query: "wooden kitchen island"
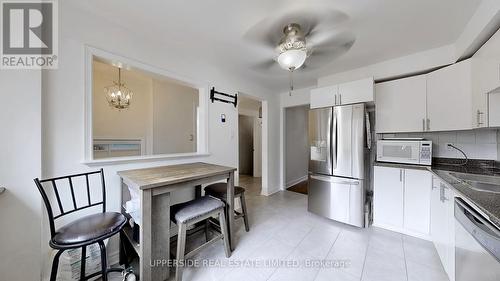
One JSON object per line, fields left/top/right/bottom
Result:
{"left": 117, "top": 162, "right": 237, "bottom": 281}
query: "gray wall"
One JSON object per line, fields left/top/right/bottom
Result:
{"left": 285, "top": 105, "right": 309, "bottom": 187}
{"left": 239, "top": 115, "right": 254, "bottom": 175}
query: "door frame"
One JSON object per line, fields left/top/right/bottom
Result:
{"left": 237, "top": 93, "right": 266, "bottom": 194}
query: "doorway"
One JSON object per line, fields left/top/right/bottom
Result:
{"left": 284, "top": 105, "right": 309, "bottom": 194}
{"left": 238, "top": 95, "right": 262, "bottom": 195}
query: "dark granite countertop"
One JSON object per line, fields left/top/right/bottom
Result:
{"left": 374, "top": 159, "right": 500, "bottom": 230}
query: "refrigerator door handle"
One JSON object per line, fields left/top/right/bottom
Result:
{"left": 332, "top": 109, "right": 338, "bottom": 169}
{"left": 310, "top": 175, "right": 360, "bottom": 185}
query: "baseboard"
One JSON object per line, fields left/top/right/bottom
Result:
{"left": 285, "top": 175, "right": 308, "bottom": 188}
{"left": 372, "top": 222, "right": 432, "bottom": 241}
{"left": 261, "top": 187, "right": 281, "bottom": 196}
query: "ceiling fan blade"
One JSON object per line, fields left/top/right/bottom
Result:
{"left": 304, "top": 44, "right": 354, "bottom": 69}
{"left": 243, "top": 8, "right": 348, "bottom": 48}
{"left": 251, "top": 59, "right": 279, "bottom": 71}
{"left": 308, "top": 30, "right": 356, "bottom": 51}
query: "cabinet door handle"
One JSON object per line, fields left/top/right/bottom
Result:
{"left": 422, "top": 119, "right": 425, "bottom": 131}
{"left": 339, "top": 94, "right": 342, "bottom": 105}
{"left": 477, "top": 110, "right": 484, "bottom": 127}
{"left": 426, "top": 118, "right": 430, "bottom": 131}
{"left": 334, "top": 94, "right": 337, "bottom": 105}
{"left": 399, "top": 169, "right": 403, "bottom": 182}
{"left": 439, "top": 183, "right": 449, "bottom": 202}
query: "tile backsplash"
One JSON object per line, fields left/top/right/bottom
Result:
{"left": 382, "top": 129, "right": 500, "bottom": 160}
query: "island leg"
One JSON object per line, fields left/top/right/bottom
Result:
{"left": 226, "top": 172, "right": 235, "bottom": 250}
{"left": 140, "top": 189, "right": 171, "bottom": 281}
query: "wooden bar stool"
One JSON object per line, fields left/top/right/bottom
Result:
{"left": 204, "top": 183, "right": 250, "bottom": 232}
{"left": 34, "top": 169, "right": 129, "bottom": 281}
{"left": 171, "top": 196, "right": 231, "bottom": 281}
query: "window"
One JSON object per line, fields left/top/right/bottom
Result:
{"left": 85, "top": 48, "right": 208, "bottom": 162}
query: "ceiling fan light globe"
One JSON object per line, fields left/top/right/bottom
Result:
{"left": 277, "top": 49, "right": 307, "bottom": 70}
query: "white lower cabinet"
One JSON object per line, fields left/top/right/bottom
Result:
{"left": 430, "top": 177, "right": 456, "bottom": 281}
{"left": 373, "top": 166, "right": 404, "bottom": 228}
{"left": 373, "top": 166, "right": 431, "bottom": 237}
{"left": 404, "top": 169, "right": 432, "bottom": 234}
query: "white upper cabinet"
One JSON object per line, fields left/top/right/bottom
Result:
{"left": 374, "top": 29, "right": 500, "bottom": 133}
{"left": 489, "top": 92, "right": 500, "bottom": 127}
{"left": 310, "top": 85, "right": 338, "bottom": 109}
{"left": 310, "top": 77, "right": 373, "bottom": 109}
{"left": 471, "top": 58, "right": 491, "bottom": 128}
{"left": 337, "top": 77, "right": 374, "bottom": 105}
{"left": 375, "top": 75, "right": 427, "bottom": 133}
{"left": 426, "top": 59, "right": 474, "bottom": 131}
{"left": 472, "top": 29, "right": 500, "bottom": 128}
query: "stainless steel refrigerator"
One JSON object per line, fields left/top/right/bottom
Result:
{"left": 308, "top": 103, "right": 365, "bottom": 227}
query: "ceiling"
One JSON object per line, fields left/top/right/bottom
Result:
{"left": 67, "top": 0, "right": 482, "bottom": 93}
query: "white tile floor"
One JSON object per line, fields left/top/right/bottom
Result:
{"left": 109, "top": 176, "right": 449, "bottom": 281}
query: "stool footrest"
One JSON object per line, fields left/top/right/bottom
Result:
{"left": 82, "top": 267, "right": 124, "bottom": 280}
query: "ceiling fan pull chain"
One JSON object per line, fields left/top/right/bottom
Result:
{"left": 289, "top": 69, "right": 294, "bottom": 96}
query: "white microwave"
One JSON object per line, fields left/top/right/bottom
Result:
{"left": 377, "top": 139, "right": 432, "bottom": 166}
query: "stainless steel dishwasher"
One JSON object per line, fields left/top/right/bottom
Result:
{"left": 455, "top": 198, "right": 500, "bottom": 281}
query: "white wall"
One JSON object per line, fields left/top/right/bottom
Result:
{"left": 279, "top": 87, "right": 312, "bottom": 190}
{"left": 39, "top": 2, "right": 280, "bottom": 278}
{"left": 263, "top": 96, "right": 281, "bottom": 195}
{"left": 152, "top": 79, "right": 198, "bottom": 154}
{"left": 284, "top": 106, "right": 309, "bottom": 187}
{"left": 0, "top": 70, "right": 42, "bottom": 281}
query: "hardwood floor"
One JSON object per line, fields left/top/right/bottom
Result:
{"left": 287, "top": 180, "right": 308, "bottom": 195}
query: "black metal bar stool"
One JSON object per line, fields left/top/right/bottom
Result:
{"left": 171, "top": 196, "right": 231, "bottom": 281}
{"left": 204, "top": 183, "right": 249, "bottom": 232}
{"left": 34, "top": 169, "right": 128, "bottom": 281}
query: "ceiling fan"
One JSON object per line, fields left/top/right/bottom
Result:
{"left": 245, "top": 9, "right": 355, "bottom": 93}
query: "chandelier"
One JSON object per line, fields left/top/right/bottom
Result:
{"left": 104, "top": 67, "right": 133, "bottom": 110}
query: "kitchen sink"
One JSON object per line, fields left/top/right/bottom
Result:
{"left": 448, "top": 172, "right": 500, "bottom": 193}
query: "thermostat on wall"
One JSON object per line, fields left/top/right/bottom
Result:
{"left": 221, "top": 114, "right": 226, "bottom": 123}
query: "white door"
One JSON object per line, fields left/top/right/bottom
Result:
{"left": 375, "top": 75, "right": 427, "bottom": 133}
{"left": 310, "top": 85, "right": 338, "bottom": 108}
{"left": 338, "top": 77, "right": 374, "bottom": 105}
{"left": 373, "top": 166, "right": 404, "bottom": 228}
{"left": 426, "top": 60, "right": 473, "bottom": 131}
{"left": 403, "top": 169, "right": 432, "bottom": 234}
{"left": 0, "top": 71, "right": 42, "bottom": 280}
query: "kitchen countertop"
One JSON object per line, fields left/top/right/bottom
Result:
{"left": 374, "top": 160, "right": 500, "bottom": 229}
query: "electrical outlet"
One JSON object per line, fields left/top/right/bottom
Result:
{"left": 446, "top": 143, "right": 454, "bottom": 150}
